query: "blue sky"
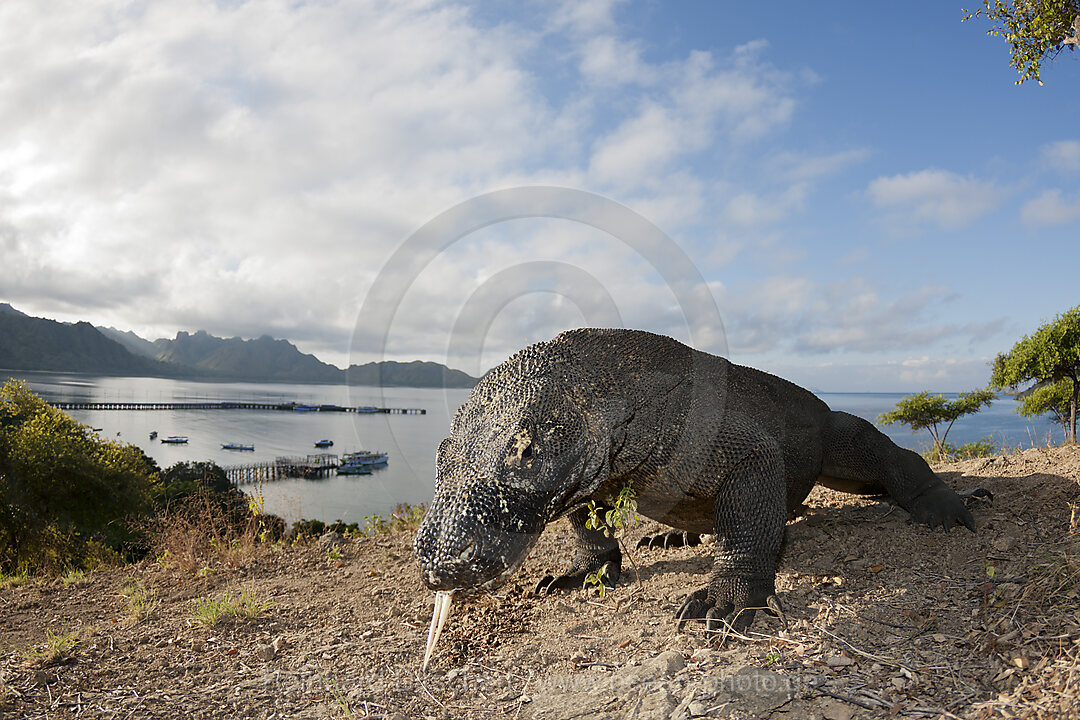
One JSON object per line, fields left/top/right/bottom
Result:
{"left": 1, "top": 0, "right": 1077, "bottom": 391}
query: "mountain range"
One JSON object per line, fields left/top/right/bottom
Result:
{"left": 0, "top": 303, "right": 479, "bottom": 388}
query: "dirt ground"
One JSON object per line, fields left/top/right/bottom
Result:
{"left": 2, "top": 444, "right": 1079, "bottom": 720}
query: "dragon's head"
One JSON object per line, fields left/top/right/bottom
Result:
{"left": 414, "top": 342, "right": 605, "bottom": 593}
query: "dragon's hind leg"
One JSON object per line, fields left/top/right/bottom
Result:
{"left": 818, "top": 411, "right": 980, "bottom": 531}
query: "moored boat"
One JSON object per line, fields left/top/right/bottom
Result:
{"left": 338, "top": 450, "right": 389, "bottom": 473}
{"left": 336, "top": 464, "right": 373, "bottom": 476}
{"left": 161, "top": 436, "right": 189, "bottom": 444}
{"left": 314, "top": 439, "right": 334, "bottom": 448}
{"left": 222, "top": 442, "right": 255, "bottom": 451}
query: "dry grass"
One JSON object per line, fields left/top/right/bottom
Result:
{"left": 152, "top": 490, "right": 276, "bottom": 574}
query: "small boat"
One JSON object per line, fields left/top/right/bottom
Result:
{"left": 91, "top": 427, "right": 103, "bottom": 432}
{"left": 161, "top": 436, "right": 189, "bottom": 444}
{"left": 291, "top": 403, "right": 319, "bottom": 412}
{"left": 314, "top": 439, "right": 334, "bottom": 448}
{"left": 355, "top": 406, "right": 381, "bottom": 414}
{"left": 149, "top": 431, "right": 158, "bottom": 439}
{"left": 221, "top": 442, "right": 255, "bottom": 451}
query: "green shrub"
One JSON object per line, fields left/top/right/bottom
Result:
{"left": 0, "top": 380, "right": 157, "bottom": 574}
{"left": 955, "top": 435, "right": 1000, "bottom": 459}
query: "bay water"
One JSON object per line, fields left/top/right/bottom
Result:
{"left": 6, "top": 371, "right": 1060, "bottom": 526}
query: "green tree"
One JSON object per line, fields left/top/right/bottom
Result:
{"left": 963, "top": 1, "right": 1080, "bottom": 84}
{"left": 0, "top": 380, "right": 158, "bottom": 573}
{"left": 1016, "top": 378, "right": 1075, "bottom": 441}
{"left": 990, "top": 306, "right": 1080, "bottom": 442}
{"left": 877, "top": 389, "right": 995, "bottom": 460}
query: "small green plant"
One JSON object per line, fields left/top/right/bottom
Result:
{"left": 585, "top": 484, "right": 639, "bottom": 539}
{"left": 985, "top": 562, "right": 997, "bottom": 579}
{"left": 326, "top": 676, "right": 357, "bottom": 720}
{"left": 61, "top": 568, "right": 90, "bottom": 587}
{"left": 764, "top": 651, "right": 781, "bottom": 665}
{"left": 119, "top": 577, "right": 158, "bottom": 624}
{"left": 327, "top": 546, "right": 343, "bottom": 560}
{"left": 362, "top": 514, "right": 389, "bottom": 536}
{"left": 0, "top": 570, "right": 35, "bottom": 589}
{"left": 189, "top": 583, "right": 273, "bottom": 628}
{"left": 196, "top": 566, "right": 213, "bottom": 578}
{"left": 583, "top": 483, "right": 640, "bottom": 595}
{"left": 23, "top": 628, "right": 82, "bottom": 667}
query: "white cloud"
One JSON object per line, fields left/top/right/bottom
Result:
{"left": 578, "top": 35, "right": 656, "bottom": 86}
{"left": 866, "top": 169, "right": 1003, "bottom": 228}
{"left": 724, "top": 184, "right": 807, "bottom": 227}
{"left": 549, "top": 0, "right": 625, "bottom": 35}
{"left": 768, "top": 149, "right": 871, "bottom": 183}
{"left": 0, "top": 0, "right": 884, "bottom": 382}
{"left": 1040, "top": 139, "right": 1080, "bottom": 173}
{"left": 1021, "top": 189, "right": 1080, "bottom": 226}
{"left": 716, "top": 277, "right": 1002, "bottom": 360}
{"left": 587, "top": 42, "right": 797, "bottom": 187}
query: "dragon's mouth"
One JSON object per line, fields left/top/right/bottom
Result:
{"left": 419, "top": 535, "right": 539, "bottom": 670}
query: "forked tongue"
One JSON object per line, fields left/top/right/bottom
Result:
{"left": 422, "top": 590, "right": 454, "bottom": 671}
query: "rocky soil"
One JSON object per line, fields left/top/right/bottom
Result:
{"left": 3, "top": 445, "right": 1080, "bottom": 720}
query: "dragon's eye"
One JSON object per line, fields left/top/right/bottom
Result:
{"left": 507, "top": 428, "right": 538, "bottom": 469}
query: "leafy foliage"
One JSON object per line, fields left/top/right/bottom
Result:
{"left": 877, "top": 389, "right": 995, "bottom": 459}
{"left": 990, "top": 306, "right": 1080, "bottom": 442}
{"left": 0, "top": 380, "right": 158, "bottom": 574}
{"left": 1017, "top": 378, "right": 1076, "bottom": 441}
{"left": 963, "top": 1, "right": 1080, "bottom": 84}
{"left": 583, "top": 484, "right": 639, "bottom": 597}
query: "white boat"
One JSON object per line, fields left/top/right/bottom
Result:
{"left": 339, "top": 450, "right": 389, "bottom": 472}
{"left": 161, "top": 436, "right": 189, "bottom": 444}
{"left": 314, "top": 439, "right": 334, "bottom": 448}
{"left": 222, "top": 442, "right": 255, "bottom": 451}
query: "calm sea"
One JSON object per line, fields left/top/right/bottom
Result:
{"left": 5, "top": 371, "right": 1059, "bottom": 525}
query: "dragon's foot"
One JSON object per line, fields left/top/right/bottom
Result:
{"left": 960, "top": 487, "right": 994, "bottom": 507}
{"left": 636, "top": 530, "right": 702, "bottom": 550}
{"left": 675, "top": 578, "right": 783, "bottom": 636}
{"left": 534, "top": 557, "right": 620, "bottom": 594}
{"left": 909, "top": 485, "right": 977, "bottom": 532}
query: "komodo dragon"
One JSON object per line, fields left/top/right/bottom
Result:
{"left": 415, "top": 328, "right": 983, "bottom": 644}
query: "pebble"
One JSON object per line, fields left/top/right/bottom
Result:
{"left": 993, "top": 537, "right": 1018, "bottom": 552}
{"left": 687, "top": 700, "right": 707, "bottom": 716}
{"left": 690, "top": 647, "right": 716, "bottom": 663}
{"left": 256, "top": 644, "right": 276, "bottom": 661}
{"left": 826, "top": 655, "right": 854, "bottom": 667}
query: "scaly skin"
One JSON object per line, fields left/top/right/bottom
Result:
{"left": 414, "top": 328, "right": 979, "bottom": 634}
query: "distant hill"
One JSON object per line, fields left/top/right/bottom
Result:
{"left": 0, "top": 303, "right": 480, "bottom": 387}
{"left": 0, "top": 303, "right": 27, "bottom": 317}
{"left": 0, "top": 312, "right": 175, "bottom": 376}
{"left": 153, "top": 331, "right": 343, "bottom": 383}
{"left": 345, "top": 360, "right": 478, "bottom": 388}
{"left": 98, "top": 326, "right": 160, "bottom": 358}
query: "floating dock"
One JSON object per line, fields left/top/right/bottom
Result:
{"left": 52, "top": 400, "right": 425, "bottom": 414}
{"left": 224, "top": 454, "right": 340, "bottom": 485}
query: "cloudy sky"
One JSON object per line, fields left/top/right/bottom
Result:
{"left": 2, "top": 0, "right": 1078, "bottom": 391}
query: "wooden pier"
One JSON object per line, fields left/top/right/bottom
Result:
{"left": 52, "top": 400, "right": 425, "bottom": 414}
{"left": 224, "top": 454, "right": 340, "bottom": 485}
